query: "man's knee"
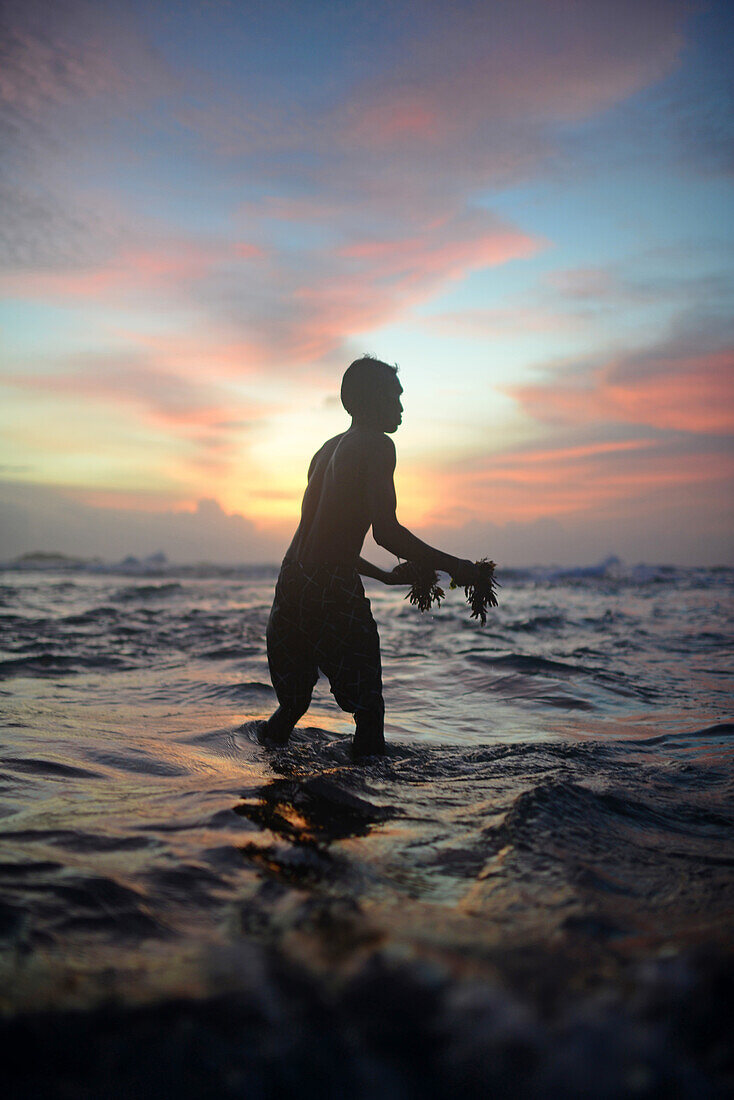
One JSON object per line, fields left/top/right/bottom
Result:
{"left": 271, "top": 666, "right": 317, "bottom": 717}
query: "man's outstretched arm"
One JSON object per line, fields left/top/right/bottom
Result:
{"left": 357, "top": 558, "right": 391, "bottom": 583}
{"left": 358, "top": 558, "right": 418, "bottom": 585}
{"left": 368, "top": 436, "right": 478, "bottom": 585}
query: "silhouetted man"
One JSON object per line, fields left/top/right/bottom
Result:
{"left": 260, "top": 356, "right": 480, "bottom": 758}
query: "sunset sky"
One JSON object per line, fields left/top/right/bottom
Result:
{"left": 1, "top": 0, "right": 733, "bottom": 565}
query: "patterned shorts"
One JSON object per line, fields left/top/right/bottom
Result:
{"left": 266, "top": 560, "right": 383, "bottom": 716}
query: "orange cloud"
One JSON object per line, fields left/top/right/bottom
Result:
{"left": 339, "top": 223, "right": 538, "bottom": 279}
{"left": 511, "top": 348, "right": 734, "bottom": 435}
{"left": 606, "top": 351, "right": 734, "bottom": 433}
{"left": 417, "top": 438, "right": 734, "bottom": 527}
{"left": 113, "top": 330, "right": 265, "bottom": 380}
{"left": 4, "top": 360, "right": 270, "bottom": 482}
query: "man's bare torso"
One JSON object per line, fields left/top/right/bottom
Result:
{"left": 285, "top": 426, "right": 387, "bottom": 568}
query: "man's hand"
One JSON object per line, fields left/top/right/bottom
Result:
{"left": 385, "top": 559, "right": 481, "bottom": 586}
{"left": 384, "top": 561, "right": 423, "bottom": 585}
{"left": 358, "top": 558, "right": 392, "bottom": 584}
{"left": 449, "top": 558, "right": 481, "bottom": 587}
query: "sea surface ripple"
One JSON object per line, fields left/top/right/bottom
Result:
{"left": 0, "top": 562, "right": 732, "bottom": 1096}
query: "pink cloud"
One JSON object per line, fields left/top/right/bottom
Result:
{"left": 187, "top": 1, "right": 686, "bottom": 172}
{"left": 339, "top": 219, "right": 539, "bottom": 278}
{"left": 1, "top": 22, "right": 127, "bottom": 118}
{"left": 0, "top": 0, "right": 175, "bottom": 196}
{"left": 0, "top": 240, "right": 264, "bottom": 302}
{"left": 116, "top": 330, "right": 265, "bottom": 379}
{"left": 334, "top": 1, "right": 685, "bottom": 160}
{"left": 0, "top": 0, "right": 701, "bottom": 390}
{"left": 281, "top": 214, "right": 542, "bottom": 361}
{"left": 343, "top": 93, "right": 447, "bottom": 148}
{"left": 1, "top": 0, "right": 696, "bottom": 385}
{"left": 234, "top": 242, "right": 266, "bottom": 260}
{"left": 172, "top": 1, "right": 690, "bottom": 244}
{"left": 2, "top": 208, "right": 540, "bottom": 371}
{"left": 422, "top": 438, "right": 734, "bottom": 526}
{"left": 511, "top": 349, "right": 734, "bottom": 434}
{"left": 18, "top": 364, "right": 258, "bottom": 426}
{"left": 10, "top": 210, "right": 540, "bottom": 369}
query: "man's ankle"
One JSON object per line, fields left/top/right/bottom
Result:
{"left": 352, "top": 717, "right": 385, "bottom": 758}
{"left": 258, "top": 706, "right": 298, "bottom": 744}
{"left": 351, "top": 735, "right": 385, "bottom": 760}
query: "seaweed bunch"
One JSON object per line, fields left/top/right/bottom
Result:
{"left": 404, "top": 564, "right": 445, "bottom": 612}
{"left": 457, "top": 558, "right": 499, "bottom": 625}
{"left": 398, "top": 557, "right": 498, "bottom": 621}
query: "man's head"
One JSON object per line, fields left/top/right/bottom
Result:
{"left": 341, "top": 355, "right": 403, "bottom": 433}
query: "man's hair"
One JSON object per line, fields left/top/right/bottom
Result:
{"left": 340, "top": 355, "right": 399, "bottom": 417}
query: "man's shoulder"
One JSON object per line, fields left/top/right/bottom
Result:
{"left": 352, "top": 428, "right": 395, "bottom": 460}
{"left": 310, "top": 431, "right": 345, "bottom": 462}
{"left": 344, "top": 431, "right": 395, "bottom": 475}
{"left": 316, "top": 428, "right": 395, "bottom": 474}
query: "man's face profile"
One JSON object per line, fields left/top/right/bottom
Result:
{"left": 376, "top": 379, "right": 403, "bottom": 434}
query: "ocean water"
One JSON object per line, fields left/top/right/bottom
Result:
{"left": 1, "top": 561, "right": 732, "bottom": 1096}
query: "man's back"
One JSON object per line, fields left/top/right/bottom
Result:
{"left": 285, "top": 426, "right": 392, "bottom": 568}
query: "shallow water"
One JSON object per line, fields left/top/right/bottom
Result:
{"left": 1, "top": 563, "right": 732, "bottom": 1095}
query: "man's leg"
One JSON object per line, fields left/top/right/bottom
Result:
{"left": 257, "top": 701, "right": 309, "bottom": 744}
{"left": 318, "top": 572, "right": 385, "bottom": 760}
{"left": 352, "top": 697, "right": 385, "bottom": 759}
{"left": 263, "top": 578, "right": 317, "bottom": 745}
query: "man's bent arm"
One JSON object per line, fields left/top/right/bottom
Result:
{"left": 373, "top": 521, "right": 471, "bottom": 580}
{"left": 357, "top": 557, "right": 390, "bottom": 583}
{"left": 368, "top": 435, "right": 476, "bottom": 583}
